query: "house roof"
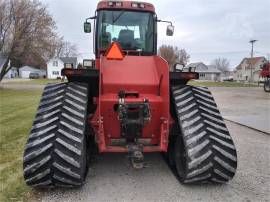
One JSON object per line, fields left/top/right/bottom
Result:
{"left": 187, "top": 62, "right": 206, "bottom": 68}
{"left": 186, "top": 62, "right": 208, "bottom": 71}
{"left": 207, "top": 65, "right": 222, "bottom": 73}
{"left": 236, "top": 57, "right": 266, "bottom": 70}
{"left": 186, "top": 62, "right": 221, "bottom": 74}
{"left": 19, "top": 66, "right": 44, "bottom": 72}
{"left": 60, "top": 57, "right": 77, "bottom": 68}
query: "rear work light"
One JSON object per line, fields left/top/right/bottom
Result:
{"left": 108, "top": 1, "right": 123, "bottom": 7}
{"left": 131, "top": 2, "right": 145, "bottom": 8}
{"left": 64, "top": 63, "right": 73, "bottom": 69}
{"left": 115, "top": 2, "right": 123, "bottom": 7}
{"left": 131, "top": 3, "right": 138, "bottom": 8}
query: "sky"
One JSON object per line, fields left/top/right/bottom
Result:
{"left": 42, "top": 0, "right": 270, "bottom": 69}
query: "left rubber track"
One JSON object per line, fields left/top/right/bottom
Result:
{"left": 23, "top": 82, "right": 89, "bottom": 188}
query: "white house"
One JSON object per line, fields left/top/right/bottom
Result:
{"left": 47, "top": 57, "right": 77, "bottom": 79}
{"left": 5, "top": 67, "right": 18, "bottom": 78}
{"left": 185, "top": 62, "right": 222, "bottom": 81}
{"left": 234, "top": 57, "right": 267, "bottom": 82}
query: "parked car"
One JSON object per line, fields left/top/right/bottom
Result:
{"left": 29, "top": 72, "right": 40, "bottom": 79}
{"left": 222, "top": 76, "right": 234, "bottom": 82}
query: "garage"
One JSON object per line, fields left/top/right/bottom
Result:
{"left": 19, "top": 66, "right": 46, "bottom": 78}
{"left": 21, "top": 70, "right": 31, "bottom": 78}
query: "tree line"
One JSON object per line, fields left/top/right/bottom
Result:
{"left": 0, "top": 0, "right": 78, "bottom": 81}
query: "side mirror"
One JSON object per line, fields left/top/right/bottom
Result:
{"left": 166, "top": 25, "right": 174, "bottom": 36}
{"left": 84, "top": 22, "right": 91, "bottom": 33}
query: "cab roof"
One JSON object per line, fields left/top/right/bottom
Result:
{"left": 97, "top": 1, "right": 155, "bottom": 13}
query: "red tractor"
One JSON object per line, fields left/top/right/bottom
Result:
{"left": 23, "top": 1, "right": 237, "bottom": 188}
{"left": 260, "top": 62, "right": 270, "bottom": 92}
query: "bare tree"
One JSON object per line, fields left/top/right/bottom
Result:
{"left": 0, "top": 0, "right": 57, "bottom": 81}
{"left": 54, "top": 37, "right": 78, "bottom": 58}
{"left": 211, "top": 58, "right": 230, "bottom": 73}
{"left": 158, "top": 45, "right": 190, "bottom": 71}
{"left": 178, "top": 49, "right": 190, "bottom": 67}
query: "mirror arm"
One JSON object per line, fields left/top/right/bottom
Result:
{"left": 86, "top": 16, "right": 97, "bottom": 23}
{"left": 157, "top": 19, "right": 173, "bottom": 26}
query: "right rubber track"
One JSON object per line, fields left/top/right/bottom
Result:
{"left": 23, "top": 82, "right": 89, "bottom": 188}
{"left": 171, "top": 85, "right": 237, "bottom": 183}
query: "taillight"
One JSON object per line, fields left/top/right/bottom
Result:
{"left": 62, "top": 69, "right": 83, "bottom": 76}
{"left": 183, "top": 73, "right": 199, "bottom": 79}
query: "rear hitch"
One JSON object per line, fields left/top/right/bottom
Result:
{"left": 127, "top": 144, "right": 144, "bottom": 169}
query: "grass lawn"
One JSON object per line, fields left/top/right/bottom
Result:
{"left": 0, "top": 89, "right": 42, "bottom": 201}
{"left": 5, "top": 78, "right": 62, "bottom": 85}
{"left": 188, "top": 80, "right": 258, "bottom": 87}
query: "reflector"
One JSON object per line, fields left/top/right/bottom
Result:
{"left": 105, "top": 42, "right": 124, "bottom": 60}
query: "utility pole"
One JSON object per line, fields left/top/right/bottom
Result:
{"left": 249, "top": 39, "right": 257, "bottom": 58}
{"left": 249, "top": 39, "right": 257, "bottom": 83}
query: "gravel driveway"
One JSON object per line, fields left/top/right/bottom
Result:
{"left": 4, "top": 85, "right": 268, "bottom": 201}
{"left": 210, "top": 87, "right": 270, "bottom": 134}
{"left": 40, "top": 121, "right": 270, "bottom": 202}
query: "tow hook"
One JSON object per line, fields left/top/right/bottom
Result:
{"left": 127, "top": 144, "right": 144, "bottom": 169}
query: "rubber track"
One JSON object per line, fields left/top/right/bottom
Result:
{"left": 23, "top": 82, "right": 89, "bottom": 188}
{"left": 172, "top": 85, "right": 237, "bottom": 183}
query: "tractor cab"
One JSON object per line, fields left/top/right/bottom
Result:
{"left": 97, "top": 10, "right": 155, "bottom": 55}
{"left": 84, "top": 1, "right": 174, "bottom": 57}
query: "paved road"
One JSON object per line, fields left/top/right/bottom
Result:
{"left": 210, "top": 87, "right": 270, "bottom": 134}
{"left": 40, "top": 121, "right": 270, "bottom": 202}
